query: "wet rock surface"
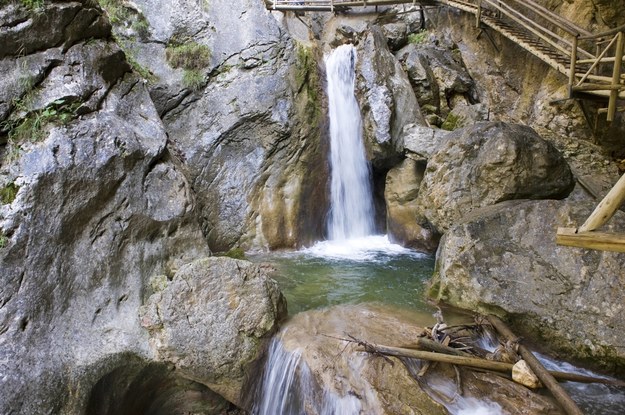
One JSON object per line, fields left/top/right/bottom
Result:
{"left": 271, "top": 304, "right": 561, "bottom": 414}
{"left": 430, "top": 199, "right": 625, "bottom": 369}
{"left": 114, "top": 0, "right": 328, "bottom": 251}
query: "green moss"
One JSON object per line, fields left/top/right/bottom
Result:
{"left": 222, "top": 248, "right": 245, "bottom": 260}
{"left": 294, "top": 43, "right": 321, "bottom": 124}
{"left": 20, "top": 0, "right": 44, "bottom": 10}
{"left": 0, "top": 232, "right": 7, "bottom": 249}
{"left": 0, "top": 183, "right": 19, "bottom": 204}
{"left": 124, "top": 50, "right": 156, "bottom": 81}
{"left": 182, "top": 69, "right": 206, "bottom": 90}
{"left": 98, "top": 0, "right": 150, "bottom": 39}
{"left": 408, "top": 31, "right": 428, "bottom": 45}
{"left": 441, "top": 113, "right": 461, "bottom": 131}
{"left": 165, "top": 42, "right": 211, "bottom": 70}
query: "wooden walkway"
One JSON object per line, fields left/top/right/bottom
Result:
{"left": 266, "top": 0, "right": 625, "bottom": 121}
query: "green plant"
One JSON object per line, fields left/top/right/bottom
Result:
{"left": 165, "top": 42, "right": 211, "bottom": 70}
{"left": 1, "top": 98, "right": 80, "bottom": 146}
{"left": 0, "top": 183, "right": 19, "bottom": 204}
{"left": 19, "top": 0, "right": 44, "bottom": 10}
{"left": 0, "top": 232, "right": 7, "bottom": 249}
{"left": 408, "top": 31, "right": 428, "bottom": 45}
{"left": 182, "top": 69, "right": 205, "bottom": 90}
{"left": 98, "top": 0, "right": 150, "bottom": 39}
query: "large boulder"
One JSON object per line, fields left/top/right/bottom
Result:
{"left": 395, "top": 42, "right": 478, "bottom": 118}
{"left": 107, "top": 0, "right": 328, "bottom": 252}
{"left": 140, "top": 257, "right": 287, "bottom": 407}
{"left": 429, "top": 199, "right": 625, "bottom": 369}
{"left": 416, "top": 122, "right": 575, "bottom": 233}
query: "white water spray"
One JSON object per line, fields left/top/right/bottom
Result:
{"left": 325, "top": 44, "right": 375, "bottom": 240}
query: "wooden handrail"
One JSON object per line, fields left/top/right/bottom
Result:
{"left": 506, "top": 0, "right": 591, "bottom": 37}
{"left": 580, "top": 23, "right": 625, "bottom": 41}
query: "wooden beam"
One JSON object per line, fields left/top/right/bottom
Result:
{"left": 556, "top": 228, "right": 625, "bottom": 253}
{"left": 487, "top": 316, "right": 584, "bottom": 415}
{"left": 579, "top": 173, "right": 625, "bottom": 232}
{"left": 608, "top": 32, "right": 625, "bottom": 121}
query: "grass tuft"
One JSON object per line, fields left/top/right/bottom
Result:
{"left": 408, "top": 31, "right": 429, "bottom": 45}
{"left": 166, "top": 42, "right": 211, "bottom": 70}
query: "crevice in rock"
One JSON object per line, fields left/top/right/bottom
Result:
{"left": 85, "top": 359, "right": 233, "bottom": 415}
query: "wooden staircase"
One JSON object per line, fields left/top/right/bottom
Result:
{"left": 266, "top": 0, "right": 625, "bottom": 121}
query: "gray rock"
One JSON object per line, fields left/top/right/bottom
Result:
{"left": 416, "top": 122, "right": 575, "bottom": 233}
{"left": 381, "top": 22, "right": 408, "bottom": 51}
{"left": 0, "top": 2, "right": 281, "bottom": 413}
{"left": 396, "top": 43, "right": 478, "bottom": 116}
{"left": 356, "top": 26, "right": 424, "bottom": 168}
{"left": 385, "top": 158, "right": 439, "bottom": 251}
{"left": 140, "top": 257, "right": 287, "bottom": 407}
{"left": 441, "top": 102, "right": 490, "bottom": 131}
{"left": 116, "top": 0, "right": 327, "bottom": 251}
{"left": 430, "top": 199, "right": 625, "bottom": 368}
{"left": 400, "top": 123, "right": 450, "bottom": 160}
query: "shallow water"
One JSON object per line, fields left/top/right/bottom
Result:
{"left": 250, "top": 236, "right": 625, "bottom": 415}
{"left": 251, "top": 235, "right": 435, "bottom": 315}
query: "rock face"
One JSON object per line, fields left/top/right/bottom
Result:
{"left": 396, "top": 41, "right": 478, "bottom": 121}
{"left": 384, "top": 158, "right": 439, "bottom": 252}
{"left": 254, "top": 304, "right": 561, "bottom": 414}
{"left": 430, "top": 199, "right": 625, "bottom": 369}
{"left": 140, "top": 257, "right": 287, "bottom": 407}
{"left": 355, "top": 25, "right": 423, "bottom": 168}
{"left": 0, "top": 2, "right": 284, "bottom": 413}
{"left": 110, "top": 0, "right": 328, "bottom": 251}
{"left": 416, "top": 122, "right": 575, "bottom": 233}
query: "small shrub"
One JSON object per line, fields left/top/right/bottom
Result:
{"left": 0, "top": 183, "right": 19, "bottom": 204}
{"left": 166, "top": 42, "right": 211, "bottom": 70}
{"left": 182, "top": 69, "right": 205, "bottom": 90}
{"left": 408, "top": 31, "right": 428, "bottom": 45}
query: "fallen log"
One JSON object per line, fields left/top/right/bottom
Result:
{"left": 487, "top": 315, "right": 584, "bottom": 415}
{"left": 357, "top": 343, "right": 625, "bottom": 387}
{"left": 399, "top": 337, "right": 472, "bottom": 357}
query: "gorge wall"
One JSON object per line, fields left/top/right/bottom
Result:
{"left": 1, "top": 0, "right": 625, "bottom": 413}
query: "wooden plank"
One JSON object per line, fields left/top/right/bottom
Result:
{"left": 487, "top": 315, "right": 584, "bottom": 415}
{"left": 579, "top": 172, "right": 625, "bottom": 232}
{"left": 608, "top": 32, "right": 625, "bottom": 121}
{"left": 572, "top": 83, "right": 624, "bottom": 92}
{"left": 556, "top": 227, "right": 625, "bottom": 253}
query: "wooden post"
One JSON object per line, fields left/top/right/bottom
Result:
{"left": 476, "top": 0, "right": 482, "bottom": 29}
{"left": 569, "top": 35, "right": 578, "bottom": 98}
{"left": 578, "top": 172, "right": 625, "bottom": 232}
{"left": 486, "top": 316, "right": 584, "bottom": 415}
{"left": 608, "top": 31, "right": 624, "bottom": 121}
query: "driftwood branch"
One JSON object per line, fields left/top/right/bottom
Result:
{"left": 486, "top": 315, "right": 584, "bottom": 415}
{"left": 353, "top": 340, "right": 625, "bottom": 387}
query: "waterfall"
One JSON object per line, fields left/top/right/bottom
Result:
{"left": 253, "top": 338, "right": 362, "bottom": 415}
{"left": 325, "top": 44, "right": 375, "bottom": 240}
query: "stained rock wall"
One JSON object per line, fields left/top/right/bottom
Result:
{"left": 0, "top": 2, "right": 285, "bottom": 413}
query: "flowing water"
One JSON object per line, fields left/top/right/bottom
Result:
{"left": 251, "top": 44, "right": 625, "bottom": 415}
{"left": 325, "top": 43, "right": 375, "bottom": 240}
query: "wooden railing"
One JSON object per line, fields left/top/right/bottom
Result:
{"left": 267, "top": 0, "right": 625, "bottom": 121}
{"left": 445, "top": 0, "right": 625, "bottom": 121}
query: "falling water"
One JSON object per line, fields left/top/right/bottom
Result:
{"left": 325, "top": 44, "right": 375, "bottom": 240}
{"left": 253, "top": 338, "right": 362, "bottom": 415}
